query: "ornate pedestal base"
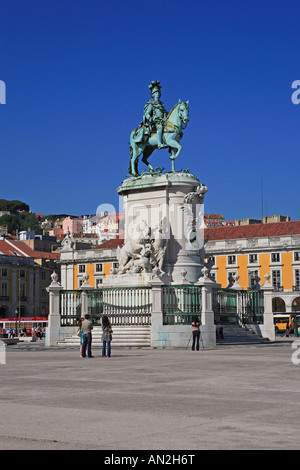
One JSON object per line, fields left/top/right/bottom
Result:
{"left": 117, "top": 171, "right": 207, "bottom": 284}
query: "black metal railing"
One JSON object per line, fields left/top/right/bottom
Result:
{"left": 213, "top": 288, "right": 238, "bottom": 325}
{"left": 241, "top": 290, "right": 264, "bottom": 325}
{"left": 60, "top": 287, "right": 152, "bottom": 326}
{"left": 162, "top": 285, "right": 202, "bottom": 324}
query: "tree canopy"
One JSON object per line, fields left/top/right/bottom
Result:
{"left": 0, "top": 199, "right": 30, "bottom": 213}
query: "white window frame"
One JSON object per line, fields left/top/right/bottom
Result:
{"left": 249, "top": 254, "right": 258, "bottom": 264}
{"left": 78, "top": 264, "right": 86, "bottom": 273}
{"left": 271, "top": 269, "right": 282, "bottom": 289}
{"left": 227, "top": 255, "right": 236, "bottom": 265}
{"left": 248, "top": 269, "right": 259, "bottom": 289}
{"left": 271, "top": 252, "right": 281, "bottom": 263}
{"left": 294, "top": 251, "right": 300, "bottom": 262}
{"left": 294, "top": 268, "right": 300, "bottom": 289}
{"left": 95, "top": 263, "right": 103, "bottom": 273}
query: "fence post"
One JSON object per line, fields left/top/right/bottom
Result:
{"left": 79, "top": 273, "right": 94, "bottom": 318}
{"left": 45, "top": 272, "right": 62, "bottom": 346}
{"left": 149, "top": 269, "right": 164, "bottom": 347}
{"left": 231, "top": 274, "right": 243, "bottom": 327}
{"left": 260, "top": 274, "right": 275, "bottom": 342}
{"left": 196, "top": 267, "right": 217, "bottom": 348}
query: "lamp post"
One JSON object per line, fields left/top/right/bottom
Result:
{"left": 15, "top": 308, "right": 18, "bottom": 337}
{"left": 18, "top": 277, "right": 21, "bottom": 332}
{"left": 15, "top": 270, "right": 21, "bottom": 336}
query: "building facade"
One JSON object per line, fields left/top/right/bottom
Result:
{"left": 0, "top": 239, "right": 60, "bottom": 318}
{"left": 60, "top": 237, "right": 122, "bottom": 290}
{"left": 58, "top": 219, "right": 300, "bottom": 315}
{"left": 204, "top": 220, "right": 300, "bottom": 314}
{"left": 82, "top": 213, "right": 124, "bottom": 242}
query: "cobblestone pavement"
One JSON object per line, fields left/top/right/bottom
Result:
{"left": 0, "top": 339, "right": 299, "bottom": 450}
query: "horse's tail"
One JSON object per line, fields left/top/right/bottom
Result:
{"left": 128, "top": 130, "right": 135, "bottom": 173}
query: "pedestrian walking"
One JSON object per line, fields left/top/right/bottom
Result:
{"left": 101, "top": 315, "right": 113, "bottom": 357}
{"left": 81, "top": 314, "right": 93, "bottom": 358}
{"left": 191, "top": 317, "right": 201, "bottom": 351}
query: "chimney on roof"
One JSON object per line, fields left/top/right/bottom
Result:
{"left": 262, "top": 215, "right": 291, "bottom": 224}
{"left": 235, "top": 218, "right": 261, "bottom": 226}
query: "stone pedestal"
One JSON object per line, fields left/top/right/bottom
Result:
{"left": 117, "top": 171, "right": 207, "bottom": 284}
{"left": 260, "top": 274, "right": 275, "bottom": 342}
{"left": 195, "top": 268, "right": 218, "bottom": 348}
{"left": 104, "top": 272, "right": 154, "bottom": 287}
{"left": 45, "top": 273, "right": 62, "bottom": 347}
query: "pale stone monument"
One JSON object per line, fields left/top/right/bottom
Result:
{"left": 105, "top": 81, "right": 208, "bottom": 287}
{"left": 115, "top": 171, "right": 207, "bottom": 285}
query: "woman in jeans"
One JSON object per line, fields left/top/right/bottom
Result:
{"left": 101, "top": 315, "right": 112, "bottom": 357}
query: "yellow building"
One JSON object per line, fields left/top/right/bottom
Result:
{"left": 0, "top": 239, "right": 59, "bottom": 318}
{"left": 60, "top": 237, "right": 122, "bottom": 290}
{"left": 205, "top": 220, "right": 300, "bottom": 313}
{"left": 59, "top": 220, "right": 300, "bottom": 315}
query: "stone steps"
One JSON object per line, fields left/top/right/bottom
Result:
{"left": 57, "top": 326, "right": 151, "bottom": 348}
{"left": 216, "top": 325, "right": 269, "bottom": 344}
{"left": 57, "top": 324, "right": 269, "bottom": 348}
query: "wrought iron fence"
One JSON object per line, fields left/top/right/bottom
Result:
{"left": 240, "top": 290, "right": 264, "bottom": 325}
{"left": 212, "top": 288, "right": 238, "bottom": 325}
{"left": 162, "top": 285, "right": 202, "bottom": 324}
{"left": 60, "top": 287, "right": 152, "bottom": 326}
{"left": 59, "top": 285, "right": 264, "bottom": 329}
{"left": 213, "top": 288, "right": 264, "bottom": 325}
{"left": 87, "top": 287, "right": 152, "bottom": 325}
{"left": 60, "top": 290, "right": 81, "bottom": 326}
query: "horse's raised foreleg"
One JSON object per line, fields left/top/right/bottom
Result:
{"left": 166, "top": 137, "right": 182, "bottom": 172}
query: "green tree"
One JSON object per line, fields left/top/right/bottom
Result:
{"left": 0, "top": 213, "right": 19, "bottom": 233}
{"left": 0, "top": 199, "right": 29, "bottom": 213}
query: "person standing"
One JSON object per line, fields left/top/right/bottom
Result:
{"left": 101, "top": 315, "right": 113, "bottom": 358}
{"left": 81, "top": 314, "right": 93, "bottom": 358}
{"left": 77, "top": 317, "right": 84, "bottom": 357}
{"left": 191, "top": 317, "right": 201, "bottom": 351}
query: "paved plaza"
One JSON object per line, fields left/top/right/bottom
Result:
{"left": 0, "top": 339, "right": 299, "bottom": 450}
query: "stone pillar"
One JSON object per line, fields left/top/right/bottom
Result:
{"left": 260, "top": 274, "right": 275, "bottom": 342}
{"left": 149, "top": 269, "right": 164, "bottom": 347}
{"left": 45, "top": 272, "right": 62, "bottom": 347}
{"left": 231, "top": 274, "right": 244, "bottom": 327}
{"left": 79, "top": 273, "right": 94, "bottom": 318}
{"left": 0, "top": 339, "right": 6, "bottom": 365}
{"left": 196, "top": 267, "right": 218, "bottom": 348}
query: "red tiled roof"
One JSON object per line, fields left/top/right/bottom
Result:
{"left": 0, "top": 240, "right": 60, "bottom": 259}
{"left": 204, "top": 220, "right": 300, "bottom": 241}
{"left": 95, "top": 238, "right": 124, "bottom": 249}
{"left": 72, "top": 233, "right": 98, "bottom": 238}
{"left": 204, "top": 214, "right": 225, "bottom": 220}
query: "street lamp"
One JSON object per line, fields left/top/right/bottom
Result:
{"left": 15, "top": 272, "right": 21, "bottom": 336}
{"left": 15, "top": 308, "right": 18, "bottom": 337}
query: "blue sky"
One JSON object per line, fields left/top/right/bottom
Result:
{"left": 0, "top": 0, "right": 299, "bottom": 221}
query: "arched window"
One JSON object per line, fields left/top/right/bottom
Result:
{"left": 292, "top": 297, "right": 300, "bottom": 312}
{"left": 272, "top": 297, "right": 286, "bottom": 313}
